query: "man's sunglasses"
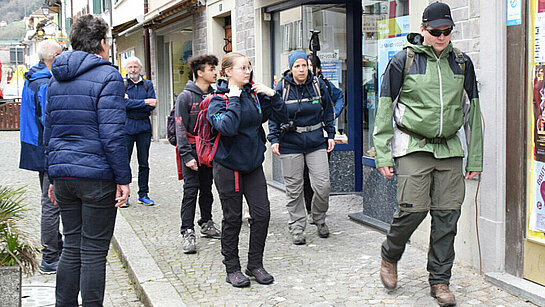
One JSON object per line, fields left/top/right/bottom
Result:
{"left": 425, "top": 27, "right": 453, "bottom": 37}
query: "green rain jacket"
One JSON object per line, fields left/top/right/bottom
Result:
{"left": 373, "top": 34, "right": 483, "bottom": 172}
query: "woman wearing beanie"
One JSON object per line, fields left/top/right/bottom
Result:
{"left": 207, "top": 52, "right": 288, "bottom": 287}
{"left": 268, "top": 50, "right": 336, "bottom": 245}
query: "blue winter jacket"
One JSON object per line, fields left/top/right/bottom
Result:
{"left": 19, "top": 62, "right": 51, "bottom": 172}
{"left": 207, "top": 79, "right": 288, "bottom": 173}
{"left": 44, "top": 50, "right": 131, "bottom": 184}
{"left": 267, "top": 70, "right": 335, "bottom": 154}
{"left": 124, "top": 76, "right": 155, "bottom": 135}
{"left": 323, "top": 76, "right": 345, "bottom": 118}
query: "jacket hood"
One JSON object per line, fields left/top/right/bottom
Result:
{"left": 215, "top": 78, "right": 254, "bottom": 94}
{"left": 405, "top": 32, "right": 453, "bottom": 58}
{"left": 184, "top": 80, "right": 212, "bottom": 96}
{"left": 24, "top": 62, "right": 51, "bottom": 81}
{"left": 51, "top": 50, "right": 113, "bottom": 81}
{"left": 281, "top": 69, "right": 316, "bottom": 86}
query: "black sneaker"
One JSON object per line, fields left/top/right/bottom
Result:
{"left": 200, "top": 220, "right": 221, "bottom": 239}
{"left": 226, "top": 271, "right": 250, "bottom": 287}
{"left": 245, "top": 267, "right": 274, "bottom": 285}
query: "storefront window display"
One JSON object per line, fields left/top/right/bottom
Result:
{"left": 171, "top": 32, "right": 193, "bottom": 99}
{"left": 361, "top": 0, "right": 409, "bottom": 158}
{"left": 272, "top": 4, "right": 348, "bottom": 144}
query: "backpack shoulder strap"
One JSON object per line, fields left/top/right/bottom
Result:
{"left": 142, "top": 79, "right": 149, "bottom": 91}
{"left": 312, "top": 76, "right": 325, "bottom": 110}
{"left": 402, "top": 48, "right": 415, "bottom": 81}
{"left": 124, "top": 78, "right": 128, "bottom": 91}
{"left": 452, "top": 47, "right": 466, "bottom": 74}
{"left": 282, "top": 79, "right": 291, "bottom": 103}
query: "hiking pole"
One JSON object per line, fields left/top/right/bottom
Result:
{"left": 309, "top": 29, "right": 321, "bottom": 76}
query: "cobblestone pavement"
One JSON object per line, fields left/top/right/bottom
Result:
{"left": 1, "top": 131, "right": 143, "bottom": 307}
{"left": 2, "top": 130, "right": 535, "bottom": 306}
{"left": 119, "top": 137, "right": 533, "bottom": 306}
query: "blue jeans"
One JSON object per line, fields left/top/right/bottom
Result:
{"left": 126, "top": 132, "right": 151, "bottom": 198}
{"left": 53, "top": 179, "right": 117, "bottom": 307}
{"left": 39, "top": 171, "right": 63, "bottom": 263}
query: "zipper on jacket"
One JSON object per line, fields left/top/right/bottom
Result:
{"left": 435, "top": 53, "right": 444, "bottom": 137}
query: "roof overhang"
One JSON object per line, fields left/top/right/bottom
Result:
{"left": 143, "top": 0, "right": 202, "bottom": 30}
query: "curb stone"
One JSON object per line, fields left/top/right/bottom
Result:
{"left": 112, "top": 211, "right": 186, "bottom": 307}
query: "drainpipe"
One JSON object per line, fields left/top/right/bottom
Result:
{"left": 144, "top": 0, "right": 151, "bottom": 79}
{"left": 109, "top": 0, "right": 115, "bottom": 62}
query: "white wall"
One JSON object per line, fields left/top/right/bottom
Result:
{"left": 113, "top": 0, "right": 144, "bottom": 26}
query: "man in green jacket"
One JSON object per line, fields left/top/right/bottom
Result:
{"left": 373, "top": 2, "right": 483, "bottom": 306}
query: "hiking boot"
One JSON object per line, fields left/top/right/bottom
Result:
{"left": 226, "top": 271, "right": 250, "bottom": 287}
{"left": 292, "top": 232, "right": 306, "bottom": 245}
{"left": 430, "top": 284, "right": 456, "bottom": 306}
{"left": 307, "top": 212, "right": 316, "bottom": 225}
{"left": 380, "top": 259, "right": 397, "bottom": 290}
{"left": 200, "top": 220, "right": 221, "bottom": 239}
{"left": 245, "top": 267, "right": 274, "bottom": 285}
{"left": 39, "top": 260, "right": 58, "bottom": 275}
{"left": 138, "top": 196, "right": 155, "bottom": 206}
{"left": 182, "top": 229, "right": 196, "bottom": 254}
{"left": 317, "top": 223, "right": 329, "bottom": 238}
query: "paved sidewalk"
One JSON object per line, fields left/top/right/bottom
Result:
{"left": 114, "top": 138, "right": 534, "bottom": 306}
{"left": 1, "top": 130, "right": 535, "bottom": 306}
{"left": 1, "top": 131, "right": 143, "bottom": 307}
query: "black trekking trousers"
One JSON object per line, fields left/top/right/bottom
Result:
{"left": 213, "top": 162, "right": 270, "bottom": 273}
{"left": 180, "top": 162, "right": 214, "bottom": 233}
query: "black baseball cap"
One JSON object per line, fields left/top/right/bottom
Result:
{"left": 422, "top": 2, "right": 455, "bottom": 28}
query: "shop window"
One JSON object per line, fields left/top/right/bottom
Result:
{"left": 272, "top": 4, "right": 348, "bottom": 144}
{"left": 362, "top": 0, "right": 409, "bottom": 158}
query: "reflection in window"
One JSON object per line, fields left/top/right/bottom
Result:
{"left": 362, "top": 0, "right": 409, "bottom": 158}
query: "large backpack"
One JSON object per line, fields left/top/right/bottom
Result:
{"left": 167, "top": 91, "right": 191, "bottom": 146}
{"left": 194, "top": 93, "right": 229, "bottom": 167}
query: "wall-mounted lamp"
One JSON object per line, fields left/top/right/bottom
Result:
{"left": 42, "top": 1, "right": 49, "bottom": 16}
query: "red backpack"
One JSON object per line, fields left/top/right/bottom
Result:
{"left": 194, "top": 93, "right": 229, "bottom": 167}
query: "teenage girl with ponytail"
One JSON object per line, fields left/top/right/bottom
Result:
{"left": 207, "top": 52, "right": 288, "bottom": 287}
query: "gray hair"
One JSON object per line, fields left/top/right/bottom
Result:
{"left": 125, "top": 56, "right": 143, "bottom": 68}
{"left": 37, "top": 40, "right": 61, "bottom": 62}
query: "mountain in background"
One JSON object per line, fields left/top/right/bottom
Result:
{"left": 0, "top": 0, "right": 42, "bottom": 40}
{"left": 0, "top": 0, "right": 42, "bottom": 24}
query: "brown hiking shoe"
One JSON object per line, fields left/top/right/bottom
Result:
{"left": 430, "top": 284, "right": 456, "bottom": 306}
{"left": 380, "top": 259, "right": 397, "bottom": 290}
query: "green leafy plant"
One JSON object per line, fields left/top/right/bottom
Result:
{"left": 0, "top": 185, "right": 39, "bottom": 274}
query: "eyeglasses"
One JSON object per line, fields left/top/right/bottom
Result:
{"left": 233, "top": 65, "right": 252, "bottom": 73}
{"left": 425, "top": 27, "right": 453, "bottom": 37}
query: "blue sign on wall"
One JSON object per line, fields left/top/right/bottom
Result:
{"left": 507, "top": 0, "right": 522, "bottom": 26}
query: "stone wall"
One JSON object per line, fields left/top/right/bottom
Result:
{"left": 193, "top": 9, "right": 208, "bottom": 55}
{"left": 444, "top": 0, "right": 480, "bottom": 70}
{"left": 235, "top": 0, "right": 255, "bottom": 64}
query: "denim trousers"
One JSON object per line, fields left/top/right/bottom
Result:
{"left": 39, "top": 171, "right": 63, "bottom": 263}
{"left": 53, "top": 179, "right": 117, "bottom": 307}
{"left": 180, "top": 162, "right": 214, "bottom": 233}
{"left": 126, "top": 132, "right": 151, "bottom": 198}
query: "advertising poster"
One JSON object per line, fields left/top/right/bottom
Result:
{"left": 377, "top": 36, "right": 406, "bottom": 96}
{"left": 532, "top": 65, "right": 545, "bottom": 161}
{"left": 531, "top": 161, "right": 545, "bottom": 233}
{"left": 321, "top": 60, "right": 342, "bottom": 88}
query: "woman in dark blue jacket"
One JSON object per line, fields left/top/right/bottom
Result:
{"left": 207, "top": 52, "right": 287, "bottom": 287}
{"left": 267, "top": 50, "right": 335, "bottom": 246}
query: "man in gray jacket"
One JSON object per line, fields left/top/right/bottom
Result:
{"left": 175, "top": 55, "right": 221, "bottom": 254}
